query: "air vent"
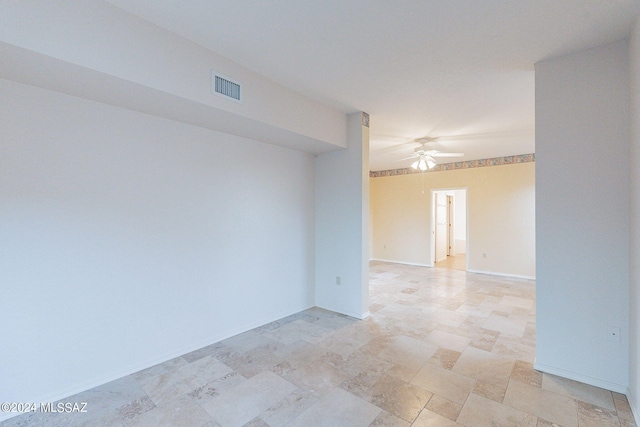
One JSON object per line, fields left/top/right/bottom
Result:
{"left": 212, "top": 71, "right": 242, "bottom": 103}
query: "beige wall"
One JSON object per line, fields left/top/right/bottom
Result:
{"left": 370, "top": 162, "right": 535, "bottom": 278}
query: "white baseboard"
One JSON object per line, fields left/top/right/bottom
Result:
{"left": 369, "top": 258, "right": 430, "bottom": 268}
{"left": 467, "top": 268, "right": 536, "bottom": 280}
{"left": 533, "top": 362, "right": 627, "bottom": 394}
{"left": 314, "top": 303, "right": 370, "bottom": 320}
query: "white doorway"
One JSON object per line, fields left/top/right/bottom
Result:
{"left": 431, "top": 188, "right": 467, "bottom": 270}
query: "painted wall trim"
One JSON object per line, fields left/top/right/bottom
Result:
{"left": 370, "top": 153, "right": 535, "bottom": 177}
{"left": 0, "top": 303, "right": 314, "bottom": 423}
{"left": 315, "top": 304, "right": 369, "bottom": 320}
{"left": 534, "top": 362, "right": 627, "bottom": 394}
{"left": 370, "top": 258, "right": 431, "bottom": 268}
{"left": 467, "top": 269, "right": 536, "bottom": 281}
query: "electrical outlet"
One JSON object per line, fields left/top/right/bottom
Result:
{"left": 607, "top": 326, "right": 621, "bottom": 343}
{"left": 336, "top": 276, "right": 341, "bottom": 285}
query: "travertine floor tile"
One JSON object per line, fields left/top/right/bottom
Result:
{"left": 411, "top": 364, "right": 475, "bottom": 404}
{"left": 511, "top": 360, "right": 543, "bottom": 388}
{"left": 576, "top": 400, "right": 621, "bottom": 427}
{"left": 542, "top": 373, "right": 615, "bottom": 411}
{"left": 472, "top": 380, "right": 507, "bottom": 403}
{"left": 139, "top": 355, "right": 233, "bottom": 405}
{"left": 286, "top": 388, "right": 380, "bottom": 427}
{"left": 366, "top": 375, "right": 432, "bottom": 422}
{"left": 457, "top": 393, "right": 537, "bottom": 427}
{"left": 504, "top": 379, "right": 578, "bottom": 427}
{"left": 376, "top": 335, "right": 439, "bottom": 370}
{"left": 258, "top": 389, "right": 319, "bottom": 427}
{"left": 425, "top": 329, "right": 470, "bottom": 352}
{"left": 412, "top": 409, "right": 460, "bottom": 426}
{"left": 425, "top": 394, "right": 463, "bottom": 421}
{"left": 368, "top": 410, "right": 411, "bottom": 427}
{"left": 123, "top": 395, "right": 213, "bottom": 427}
{"left": 452, "top": 346, "right": 514, "bottom": 389}
{"left": 200, "top": 371, "right": 297, "bottom": 427}
{"left": 428, "top": 348, "right": 462, "bottom": 370}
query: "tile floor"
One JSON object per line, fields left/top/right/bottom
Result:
{"left": 434, "top": 254, "right": 466, "bottom": 272}
{"left": 2, "top": 262, "right": 637, "bottom": 426}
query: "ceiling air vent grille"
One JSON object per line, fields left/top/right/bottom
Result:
{"left": 212, "top": 72, "right": 242, "bottom": 103}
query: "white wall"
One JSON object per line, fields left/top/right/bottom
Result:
{"left": 628, "top": 15, "right": 640, "bottom": 423}
{"left": 370, "top": 162, "right": 535, "bottom": 278}
{"left": 0, "top": 79, "right": 316, "bottom": 410}
{"left": 315, "top": 113, "right": 370, "bottom": 319}
{"left": 535, "top": 41, "right": 630, "bottom": 392}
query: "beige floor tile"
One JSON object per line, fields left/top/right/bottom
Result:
{"left": 412, "top": 409, "right": 461, "bottom": 426}
{"left": 511, "top": 360, "right": 543, "bottom": 388}
{"left": 140, "top": 355, "right": 233, "bottom": 405}
{"left": 367, "top": 375, "right": 432, "bottom": 422}
{"left": 457, "top": 393, "right": 537, "bottom": 427}
{"left": 376, "top": 335, "right": 439, "bottom": 370}
{"left": 613, "top": 395, "right": 637, "bottom": 424}
{"left": 259, "top": 389, "right": 320, "bottom": 427}
{"left": 369, "top": 410, "right": 411, "bottom": 427}
{"left": 576, "top": 400, "right": 621, "bottom": 427}
{"left": 281, "top": 358, "right": 351, "bottom": 395}
{"left": 200, "top": 371, "right": 297, "bottom": 427}
{"left": 492, "top": 334, "right": 536, "bottom": 362}
{"left": 428, "top": 348, "right": 462, "bottom": 370}
{"left": 483, "top": 314, "right": 527, "bottom": 337}
{"left": 188, "top": 371, "right": 247, "bottom": 402}
{"left": 124, "top": 395, "right": 213, "bottom": 427}
{"left": 425, "top": 394, "right": 463, "bottom": 421}
{"left": 263, "top": 319, "right": 333, "bottom": 345}
{"left": 221, "top": 331, "right": 280, "bottom": 354}
{"left": 222, "top": 345, "right": 284, "bottom": 378}
{"left": 452, "top": 346, "right": 514, "bottom": 389}
{"left": 542, "top": 373, "right": 615, "bottom": 411}
{"left": 472, "top": 381, "right": 507, "bottom": 403}
{"left": 425, "top": 329, "right": 471, "bottom": 352}
{"left": 411, "top": 364, "right": 475, "bottom": 404}
{"left": 286, "top": 388, "right": 381, "bottom": 427}
{"left": 500, "top": 295, "right": 535, "bottom": 310}
{"left": 504, "top": 379, "right": 578, "bottom": 427}
{"left": 316, "top": 325, "right": 373, "bottom": 357}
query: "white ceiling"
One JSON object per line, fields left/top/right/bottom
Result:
{"left": 105, "top": 0, "right": 640, "bottom": 171}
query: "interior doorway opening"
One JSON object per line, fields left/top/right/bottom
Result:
{"left": 431, "top": 188, "right": 467, "bottom": 271}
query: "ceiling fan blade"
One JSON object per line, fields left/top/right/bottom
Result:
{"left": 431, "top": 152, "right": 464, "bottom": 157}
{"left": 398, "top": 155, "right": 419, "bottom": 161}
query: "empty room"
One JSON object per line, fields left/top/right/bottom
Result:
{"left": 2, "top": 1, "right": 640, "bottom": 426}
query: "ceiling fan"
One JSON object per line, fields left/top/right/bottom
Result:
{"left": 403, "top": 137, "right": 464, "bottom": 170}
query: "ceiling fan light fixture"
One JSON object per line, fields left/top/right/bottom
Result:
{"left": 426, "top": 157, "right": 436, "bottom": 169}
{"left": 418, "top": 158, "right": 428, "bottom": 171}
{"left": 411, "top": 160, "right": 420, "bottom": 170}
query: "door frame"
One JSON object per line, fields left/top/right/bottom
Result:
{"left": 429, "top": 187, "right": 469, "bottom": 269}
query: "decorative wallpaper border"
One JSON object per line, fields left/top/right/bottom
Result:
{"left": 362, "top": 112, "right": 370, "bottom": 128}
{"left": 370, "top": 153, "right": 535, "bottom": 178}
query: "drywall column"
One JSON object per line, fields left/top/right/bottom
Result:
{"left": 535, "top": 41, "right": 630, "bottom": 392}
{"left": 629, "top": 15, "right": 640, "bottom": 423}
{"left": 315, "top": 112, "right": 370, "bottom": 318}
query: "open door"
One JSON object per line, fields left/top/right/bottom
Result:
{"left": 435, "top": 192, "right": 448, "bottom": 263}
